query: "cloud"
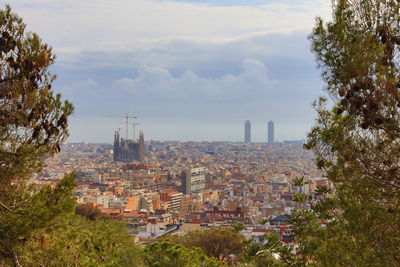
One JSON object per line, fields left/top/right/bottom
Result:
{"left": 12, "top": 0, "right": 330, "bottom": 51}
{"left": 111, "top": 59, "right": 277, "bottom": 103}
{"left": 7, "top": 0, "right": 329, "bottom": 141}
{"left": 50, "top": 29, "right": 323, "bottom": 142}
{"left": 64, "top": 79, "right": 98, "bottom": 92}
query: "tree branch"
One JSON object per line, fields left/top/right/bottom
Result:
{"left": 12, "top": 251, "right": 21, "bottom": 267}
{"left": 0, "top": 200, "right": 12, "bottom": 212}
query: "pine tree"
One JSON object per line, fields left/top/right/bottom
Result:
{"left": 0, "top": 5, "right": 74, "bottom": 265}
{"left": 266, "top": 1, "right": 400, "bottom": 265}
{"left": 0, "top": 6, "right": 145, "bottom": 266}
{"left": 162, "top": 227, "right": 246, "bottom": 261}
{"left": 144, "top": 242, "right": 225, "bottom": 267}
{"left": 17, "top": 214, "right": 145, "bottom": 266}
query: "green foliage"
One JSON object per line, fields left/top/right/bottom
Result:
{"left": 76, "top": 203, "right": 105, "bottom": 221}
{"left": 0, "top": 5, "right": 74, "bottom": 265}
{"left": 0, "top": 5, "right": 73, "bottom": 189}
{"left": 231, "top": 223, "right": 245, "bottom": 233}
{"left": 239, "top": 242, "right": 284, "bottom": 267}
{"left": 268, "top": 0, "right": 400, "bottom": 266}
{"left": 144, "top": 241, "right": 225, "bottom": 267}
{"left": 0, "top": 173, "right": 77, "bottom": 265}
{"left": 263, "top": 234, "right": 299, "bottom": 266}
{"left": 16, "top": 214, "right": 144, "bottom": 267}
{"left": 162, "top": 227, "right": 246, "bottom": 261}
{"left": 0, "top": 6, "right": 144, "bottom": 267}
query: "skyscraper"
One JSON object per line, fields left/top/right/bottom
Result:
{"left": 244, "top": 120, "right": 251, "bottom": 143}
{"left": 268, "top": 121, "right": 274, "bottom": 144}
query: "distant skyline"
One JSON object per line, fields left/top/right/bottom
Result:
{"left": 11, "top": 0, "right": 331, "bottom": 142}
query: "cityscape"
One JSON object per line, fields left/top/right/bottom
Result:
{"left": 36, "top": 119, "right": 324, "bottom": 246}
{"left": 2, "top": 1, "right": 399, "bottom": 266}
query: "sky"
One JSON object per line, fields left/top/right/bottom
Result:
{"left": 9, "top": 0, "right": 331, "bottom": 142}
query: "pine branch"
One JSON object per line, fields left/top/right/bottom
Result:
{"left": 0, "top": 200, "right": 11, "bottom": 212}
{"left": 12, "top": 251, "right": 21, "bottom": 267}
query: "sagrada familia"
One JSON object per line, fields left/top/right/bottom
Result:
{"left": 113, "top": 130, "right": 145, "bottom": 162}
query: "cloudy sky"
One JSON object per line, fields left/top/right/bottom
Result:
{"left": 10, "top": 0, "right": 331, "bottom": 142}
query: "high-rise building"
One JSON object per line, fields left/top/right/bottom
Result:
{"left": 181, "top": 167, "right": 206, "bottom": 194}
{"left": 244, "top": 120, "right": 251, "bottom": 143}
{"left": 113, "top": 130, "right": 145, "bottom": 162}
{"left": 268, "top": 121, "right": 274, "bottom": 144}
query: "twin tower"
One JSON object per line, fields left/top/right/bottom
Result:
{"left": 244, "top": 120, "right": 274, "bottom": 144}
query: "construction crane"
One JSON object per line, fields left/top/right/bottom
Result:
{"left": 132, "top": 123, "right": 140, "bottom": 141}
{"left": 104, "top": 113, "right": 137, "bottom": 140}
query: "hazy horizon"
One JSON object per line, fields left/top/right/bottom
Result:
{"left": 67, "top": 117, "right": 311, "bottom": 143}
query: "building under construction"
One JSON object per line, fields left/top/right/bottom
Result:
{"left": 113, "top": 130, "right": 145, "bottom": 162}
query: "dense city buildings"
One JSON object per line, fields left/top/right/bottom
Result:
{"left": 38, "top": 140, "right": 327, "bottom": 245}
{"left": 113, "top": 130, "right": 146, "bottom": 162}
{"left": 244, "top": 120, "right": 251, "bottom": 143}
{"left": 268, "top": 121, "right": 274, "bottom": 144}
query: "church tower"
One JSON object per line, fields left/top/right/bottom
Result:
{"left": 138, "top": 130, "right": 145, "bottom": 162}
{"left": 113, "top": 131, "right": 120, "bottom": 161}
